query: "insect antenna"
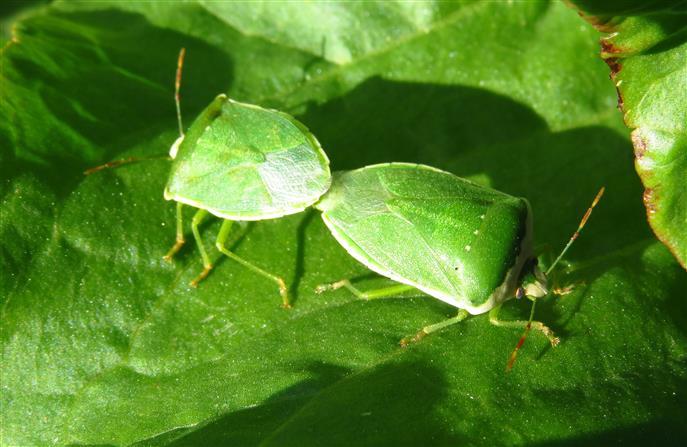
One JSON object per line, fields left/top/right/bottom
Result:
{"left": 506, "top": 299, "right": 537, "bottom": 372}
{"left": 545, "top": 186, "right": 605, "bottom": 276}
{"left": 83, "top": 156, "right": 169, "bottom": 175}
{"left": 84, "top": 49, "right": 186, "bottom": 175}
{"left": 175, "top": 47, "right": 186, "bottom": 138}
{"left": 506, "top": 187, "right": 604, "bottom": 371}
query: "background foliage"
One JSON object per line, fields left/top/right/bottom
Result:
{"left": 1, "top": 1, "right": 686, "bottom": 446}
{"left": 572, "top": 0, "right": 687, "bottom": 270}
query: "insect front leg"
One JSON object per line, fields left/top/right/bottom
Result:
{"left": 190, "top": 208, "right": 213, "bottom": 287}
{"left": 488, "top": 303, "right": 560, "bottom": 347}
{"left": 552, "top": 284, "right": 577, "bottom": 296}
{"left": 215, "top": 219, "right": 290, "bottom": 308}
{"left": 164, "top": 202, "right": 186, "bottom": 261}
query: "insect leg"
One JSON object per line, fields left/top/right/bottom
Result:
{"left": 190, "top": 209, "right": 213, "bottom": 287}
{"left": 399, "top": 309, "right": 470, "bottom": 347}
{"left": 552, "top": 284, "right": 577, "bottom": 296}
{"left": 315, "top": 280, "right": 414, "bottom": 300}
{"left": 164, "top": 202, "right": 186, "bottom": 261}
{"left": 215, "top": 219, "right": 290, "bottom": 308}
{"left": 488, "top": 304, "right": 560, "bottom": 346}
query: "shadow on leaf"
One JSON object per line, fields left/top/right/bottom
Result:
{"left": 1, "top": 8, "right": 233, "bottom": 197}
{"left": 298, "top": 77, "right": 643, "bottom": 263}
{"left": 167, "top": 359, "right": 462, "bottom": 447}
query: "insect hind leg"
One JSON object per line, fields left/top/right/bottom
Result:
{"left": 215, "top": 219, "right": 290, "bottom": 308}
{"left": 400, "top": 309, "right": 470, "bottom": 347}
{"left": 315, "top": 279, "right": 414, "bottom": 300}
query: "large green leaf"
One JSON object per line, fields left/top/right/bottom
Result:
{"left": 1, "top": 1, "right": 686, "bottom": 446}
{"left": 571, "top": 0, "right": 687, "bottom": 269}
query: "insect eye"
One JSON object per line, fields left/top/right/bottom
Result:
{"left": 515, "top": 287, "right": 525, "bottom": 299}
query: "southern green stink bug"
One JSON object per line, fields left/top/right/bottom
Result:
{"left": 86, "top": 48, "right": 330, "bottom": 308}
{"left": 315, "top": 163, "right": 603, "bottom": 368}
{"left": 162, "top": 49, "right": 331, "bottom": 308}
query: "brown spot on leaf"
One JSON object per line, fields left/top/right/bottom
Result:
{"left": 573, "top": 7, "right": 615, "bottom": 32}
{"left": 632, "top": 132, "right": 647, "bottom": 159}
{"left": 600, "top": 39, "right": 622, "bottom": 55}
{"left": 604, "top": 57, "right": 622, "bottom": 79}
{"left": 643, "top": 188, "right": 658, "bottom": 216}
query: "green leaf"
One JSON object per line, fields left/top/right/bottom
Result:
{"left": 1, "top": 1, "right": 686, "bottom": 446}
{"left": 571, "top": 0, "right": 687, "bottom": 269}
{"left": 0, "top": 1, "right": 49, "bottom": 47}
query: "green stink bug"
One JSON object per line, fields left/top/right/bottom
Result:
{"left": 162, "top": 49, "right": 331, "bottom": 308}
{"left": 86, "top": 48, "right": 332, "bottom": 307}
{"left": 315, "top": 163, "right": 603, "bottom": 367}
